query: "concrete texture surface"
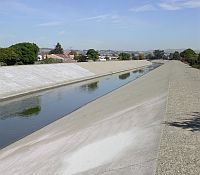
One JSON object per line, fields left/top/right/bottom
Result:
{"left": 0, "top": 61, "right": 170, "bottom": 175}
{"left": 0, "top": 63, "right": 94, "bottom": 100}
{"left": 1, "top": 61, "right": 198, "bottom": 175}
{"left": 156, "top": 62, "right": 200, "bottom": 175}
{"left": 0, "top": 60, "right": 151, "bottom": 100}
{"left": 76, "top": 60, "right": 151, "bottom": 75}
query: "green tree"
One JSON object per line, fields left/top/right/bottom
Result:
{"left": 173, "top": 51, "right": 181, "bottom": 60}
{"left": 10, "top": 42, "right": 39, "bottom": 64}
{"left": 0, "top": 48, "right": 19, "bottom": 65}
{"left": 191, "top": 53, "right": 200, "bottom": 69}
{"left": 180, "top": 48, "right": 197, "bottom": 65}
{"left": 153, "top": 50, "right": 165, "bottom": 59}
{"left": 198, "top": 53, "right": 200, "bottom": 64}
{"left": 146, "top": 53, "right": 154, "bottom": 60}
{"left": 119, "top": 53, "right": 131, "bottom": 60}
{"left": 139, "top": 53, "right": 145, "bottom": 60}
{"left": 74, "top": 54, "right": 87, "bottom": 62}
{"left": 49, "top": 43, "right": 64, "bottom": 54}
{"left": 86, "top": 49, "right": 99, "bottom": 61}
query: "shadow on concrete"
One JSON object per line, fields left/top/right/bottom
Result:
{"left": 165, "top": 112, "right": 200, "bottom": 132}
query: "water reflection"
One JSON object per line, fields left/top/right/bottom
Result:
{"left": 133, "top": 69, "right": 144, "bottom": 74}
{"left": 81, "top": 81, "right": 99, "bottom": 91}
{"left": 138, "top": 69, "right": 145, "bottom": 73}
{"left": 0, "top": 63, "right": 161, "bottom": 149}
{"left": 118, "top": 73, "right": 130, "bottom": 80}
{"left": 0, "top": 97, "right": 41, "bottom": 120}
{"left": 18, "top": 106, "right": 41, "bottom": 117}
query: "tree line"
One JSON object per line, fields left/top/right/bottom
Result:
{"left": 117, "top": 49, "right": 200, "bottom": 69}
{"left": 0, "top": 42, "right": 199, "bottom": 69}
{"left": 167, "top": 49, "right": 200, "bottom": 69}
{"left": 0, "top": 42, "right": 39, "bottom": 66}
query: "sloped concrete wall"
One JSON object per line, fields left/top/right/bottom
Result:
{"left": 77, "top": 60, "right": 151, "bottom": 74}
{"left": 0, "top": 64, "right": 94, "bottom": 99}
{"left": 0, "top": 60, "right": 151, "bottom": 100}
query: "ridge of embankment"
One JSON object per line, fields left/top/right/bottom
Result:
{"left": 0, "top": 60, "right": 151, "bottom": 101}
{"left": 156, "top": 61, "right": 200, "bottom": 174}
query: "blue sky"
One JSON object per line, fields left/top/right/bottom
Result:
{"left": 0, "top": 0, "right": 200, "bottom": 50}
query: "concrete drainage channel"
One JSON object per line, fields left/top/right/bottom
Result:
{"left": 0, "top": 63, "right": 161, "bottom": 149}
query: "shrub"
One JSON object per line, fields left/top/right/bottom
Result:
{"left": 15, "top": 61, "right": 24, "bottom": 65}
{"left": 40, "top": 58, "right": 63, "bottom": 64}
{"left": 192, "top": 64, "right": 200, "bottom": 69}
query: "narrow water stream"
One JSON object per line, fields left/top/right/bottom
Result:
{"left": 0, "top": 63, "right": 161, "bottom": 149}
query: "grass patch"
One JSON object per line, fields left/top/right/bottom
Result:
{"left": 40, "top": 58, "right": 63, "bottom": 64}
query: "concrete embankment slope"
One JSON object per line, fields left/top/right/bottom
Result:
{"left": 77, "top": 60, "right": 151, "bottom": 74}
{"left": 0, "top": 61, "right": 170, "bottom": 175}
{"left": 0, "top": 61, "right": 199, "bottom": 174}
{"left": 0, "top": 60, "right": 151, "bottom": 100}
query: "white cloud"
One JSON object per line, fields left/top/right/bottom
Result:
{"left": 0, "top": 0, "right": 37, "bottom": 15}
{"left": 159, "top": 2, "right": 181, "bottom": 10}
{"left": 159, "top": 0, "right": 200, "bottom": 10}
{"left": 38, "top": 21, "right": 63, "bottom": 27}
{"left": 130, "top": 4, "right": 156, "bottom": 12}
{"left": 78, "top": 14, "right": 123, "bottom": 24}
{"left": 129, "top": 1, "right": 200, "bottom": 12}
{"left": 79, "top": 14, "right": 110, "bottom": 22}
